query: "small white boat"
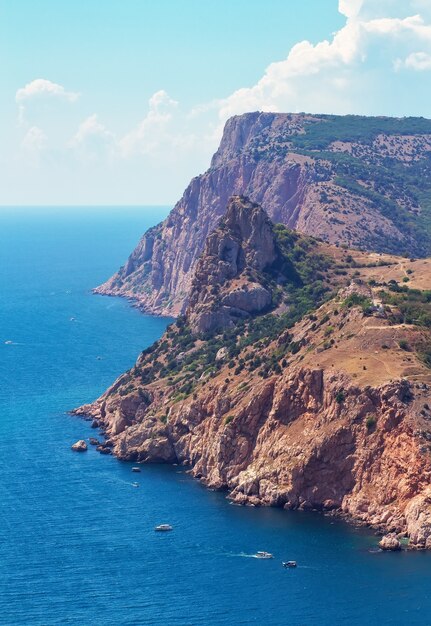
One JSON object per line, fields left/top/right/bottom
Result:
{"left": 282, "top": 560, "right": 297, "bottom": 568}
{"left": 154, "top": 524, "right": 173, "bottom": 532}
{"left": 132, "top": 482, "right": 139, "bottom": 488}
{"left": 255, "top": 551, "right": 274, "bottom": 559}
{"left": 132, "top": 467, "right": 141, "bottom": 473}
{"left": 4, "top": 340, "right": 13, "bottom": 345}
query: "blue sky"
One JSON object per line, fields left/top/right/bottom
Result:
{"left": 1, "top": 0, "right": 431, "bottom": 205}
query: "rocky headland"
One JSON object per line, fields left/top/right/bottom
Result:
{"left": 77, "top": 195, "right": 431, "bottom": 549}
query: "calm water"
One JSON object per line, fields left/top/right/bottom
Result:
{"left": 0, "top": 207, "right": 430, "bottom": 626}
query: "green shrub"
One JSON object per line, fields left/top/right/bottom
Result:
{"left": 335, "top": 390, "right": 346, "bottom": 404}
{"left": 366, "top": 414, "right": 377, "bottom": 431}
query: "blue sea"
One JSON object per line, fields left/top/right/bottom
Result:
{"left": 1, "top": 206, "right": 431, "bottom": 626}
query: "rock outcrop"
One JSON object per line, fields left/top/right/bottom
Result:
{"left": 186, "top": 196, "right": 277, "bottom": 334}
{"left": 379, "top": 535, "right": 402, "bottom": 551}
{"left": 71, "top": 440, "right": 87, "bottom": 452}
{"left": 95, "top": 112, "right": 431, "bottom": 316}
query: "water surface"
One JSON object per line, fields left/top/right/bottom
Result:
{"left": 0, "top": 207, "right": 430, "bottom": 625}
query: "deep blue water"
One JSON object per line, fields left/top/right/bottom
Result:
{"left": 1, "top": 207, "right": 431, "bottom": 626}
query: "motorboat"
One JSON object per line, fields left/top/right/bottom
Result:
{"left": 132, "top": 482, "right": 139, "bottom": 488}
{"left": 132, "top": 467, "right": 141, "bottom": 473}
{"left": 154, "top": 524, "right": 173, "bottom": 531}
{"left": 282, "top": 561, "right": 297, "bottom": 568}
{"left": 255, "top": 551, "right": 274, "bottom": 559}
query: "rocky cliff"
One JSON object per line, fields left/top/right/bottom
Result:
{"left": 95, "top": 112, "right": 431, "bottom": 316}
{"left": 186, "top": 196, "right": 279, "bottom": 334}
{"left": 78, "top": 197, "right": 431, "bottom": 548}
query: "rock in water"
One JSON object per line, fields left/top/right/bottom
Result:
{"left": 379, "top": 535, "right": 401, "bottom": 551}
{"left": 71, "top": 440, "right": 88, "bottom": 452}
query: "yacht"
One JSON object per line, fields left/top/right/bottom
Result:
{"left": 154, "top": 524, "right": 173, "bottom": 531}
{"left": 255, "top": 551, "right": 274, "bottom": 559}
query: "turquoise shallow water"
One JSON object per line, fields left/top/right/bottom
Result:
{"left": 1, "top": 207, "right": 431, "bottom": 626}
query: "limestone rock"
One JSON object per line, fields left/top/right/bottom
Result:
{"left": 71, "top": 440, "right": 87, "bottom": 452}
{"left": 186, "top": 196, "right": 277, "bottom": 334}
{"left": 215, "top": 347, "right": 228, "bottom": 361}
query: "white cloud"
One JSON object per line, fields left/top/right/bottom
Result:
{"left": 69, "top": 114, "right": 116, "bottom": 161}
{"left": 395, "top": 50, "right": 431, "bottom": 70}
{"left": 16, "top": 78, "right": 80, "bottom": 126}
{"left": 119, "top": 90, "right": 179, "bottom": 157}
{"left": 338, "top": 0, "right": 364, "bottom": 20}
{"left": 20, "top": 126, "right": 48, "bottom": 164}
{"left": 21, "top": 126, "right": 47, "bottom": 150}
{"left": 214, "top": 1, "right": 431, "bottom": 125}
{"left": 16, "top": 78, "right": 80, "bottom": 104}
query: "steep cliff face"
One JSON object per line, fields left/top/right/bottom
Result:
{"left": 78, "top": 197, "right": 431, "bottom": 547}
{"left": 186, "top": 196, "right": 278, "bottom": 334}
{"left": 95, "top": 112, "right": 431, "bottom": 316}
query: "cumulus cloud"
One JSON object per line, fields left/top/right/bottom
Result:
{"left": 395, "top": 50, "right": 431, "bottom": 70}
{"left": 214, "top": 0, "right": 431, "bottom": 125}
{"left": 20, "top": 126, "right": 48, "bottom": 164}
{"left": 338, "top": 0, "right": 364, "bottom": 20}
{"left": 16, "top": 78, "right": 80, "bottom": 103}
{"left": 21, "top": 126, "right": 47, "bottom": 151}
{"left": 16, "top": 78, "right": 80, "bottom": 125}
{"left": 69, "top": 114, "right": 116, "bottom": 161}
{"left": 119, "top": 90, "right": 179, "bottom": 157}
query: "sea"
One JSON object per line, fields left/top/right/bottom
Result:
{"left": 1, "top": 206, "right": 431, "bottom": 626}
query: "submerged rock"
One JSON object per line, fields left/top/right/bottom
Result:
{"left": 96, "top": 445, "right": 111, "bottom": 455}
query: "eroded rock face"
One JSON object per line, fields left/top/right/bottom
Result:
{"left": 94, "top": 112, "right": 431, "bottom": 316}
{"left": 404, "top": 490, "right": 431, "bottom": 549}
{"left": 77, "top": 352, "right": 431, "bottom": 546}
{"left": 186, "top": 196, "right": 276, "bottom": 334}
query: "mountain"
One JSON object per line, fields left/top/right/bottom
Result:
{"left": 95, "top": 112, "right": 431, "bottom": 316}
{"left": 77, "top": 196, "right": 431, "bottom": 548}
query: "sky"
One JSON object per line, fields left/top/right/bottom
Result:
{"left": 1, "top": 0, "right": 431, "bottom": 206}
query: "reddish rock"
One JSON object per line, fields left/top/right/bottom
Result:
{"left": 379, "top": 535, "right": 402, "bottom": 551}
